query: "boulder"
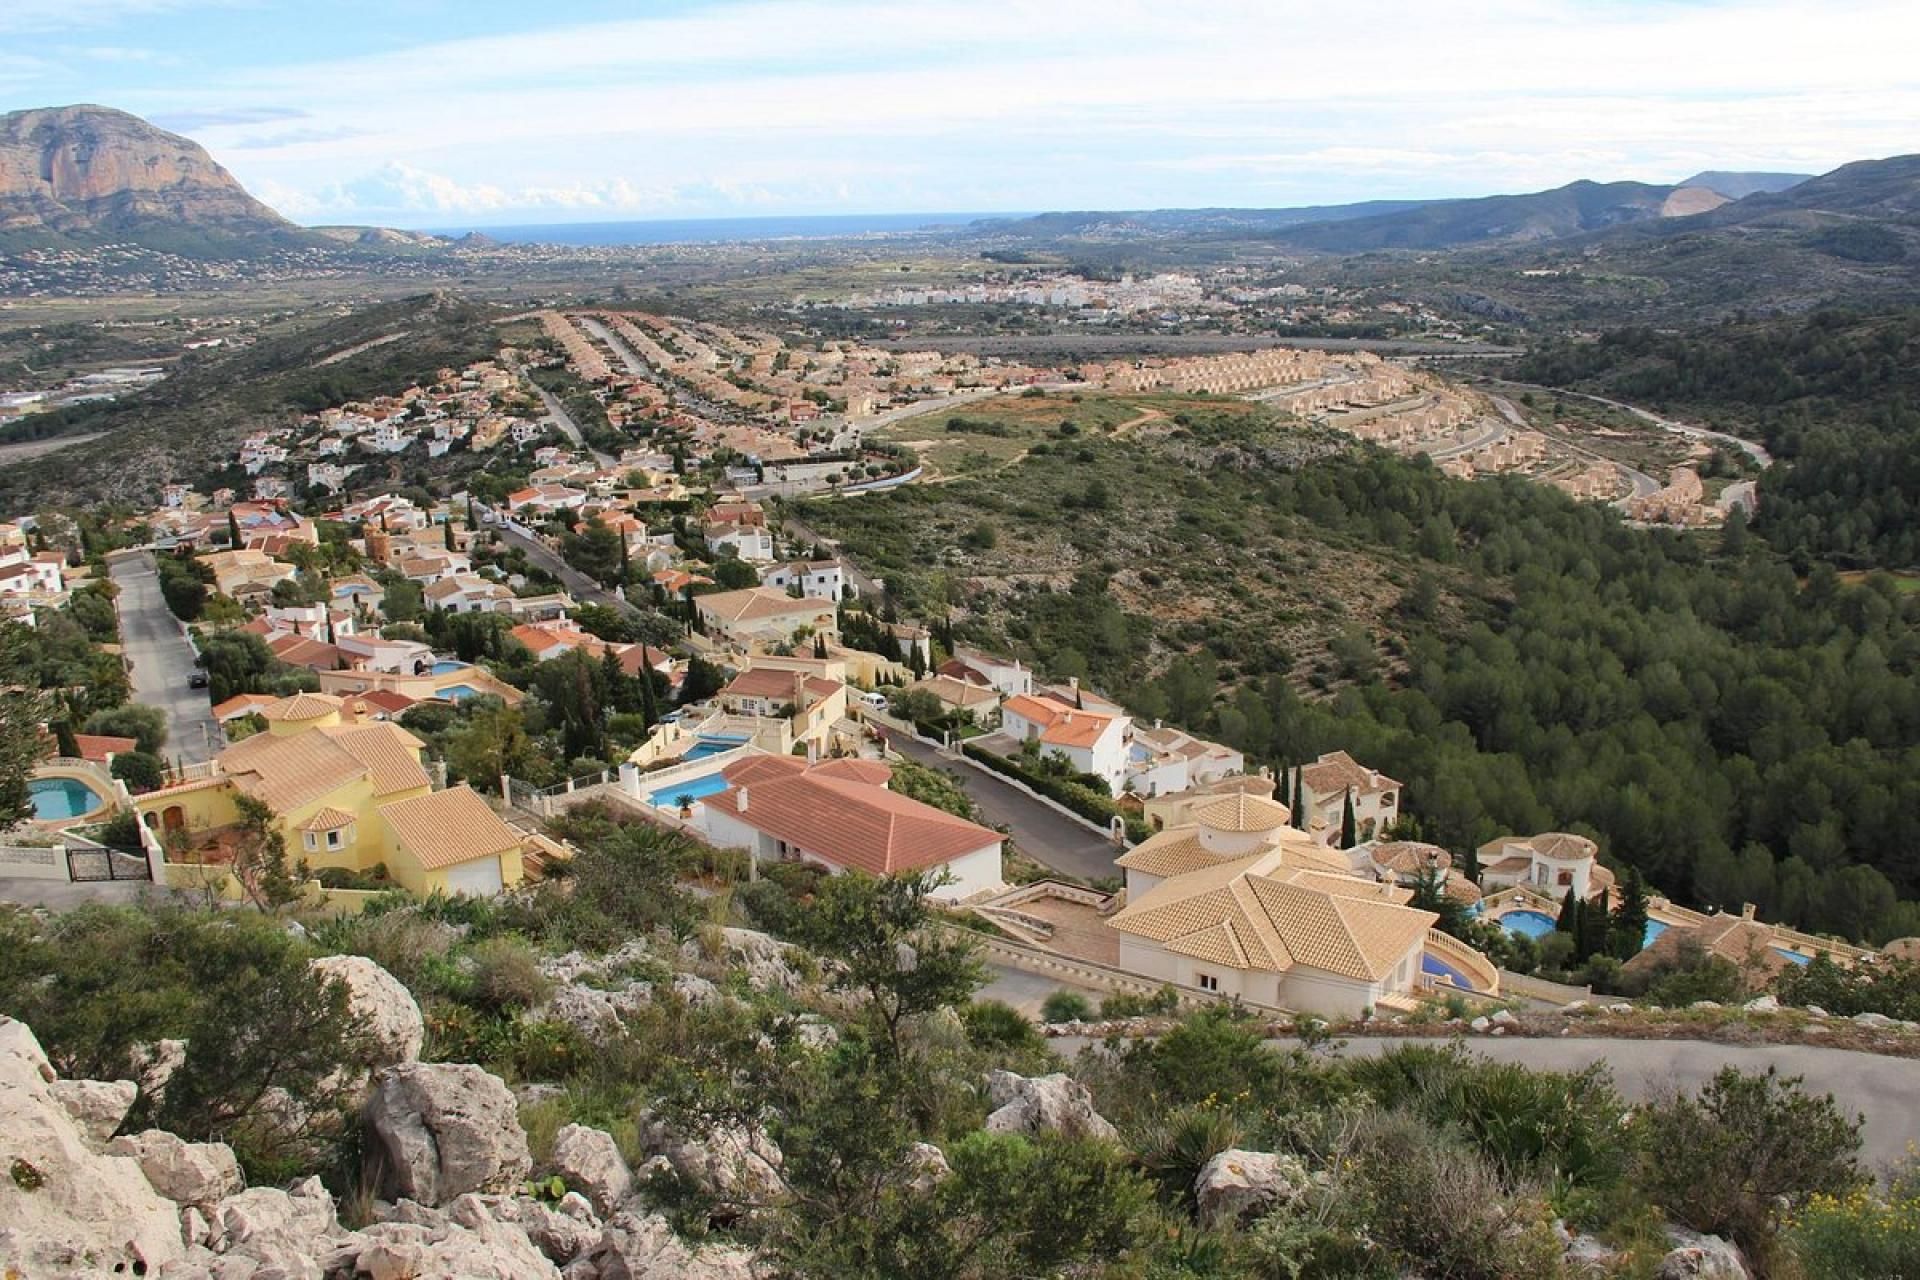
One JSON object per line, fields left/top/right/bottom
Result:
{"left": 1469, "top": 1016, "right": 1491, "bottom": 1032}
{"left": 49, "top": 1077, "right": 137, "bottom": 1149}
{"left": 1741, "top": 995, "right": 1779, "bottom": 1014}
{"left": 1491, "top": 1009, "right": 1518, "bottom": 1027}
{"left": 545, "top": 982, "right": 652, "bottom": 1040}
{"left": 108, "top": 1129, "right": 245, "bottom": 1206}
{"left": 671, "top": 973, "right": 725, "bottom": 1009}
{"left": 589, "top": 1209, "right": 762, "bottom": 1280}
{"left": 791, "top": 1014, "right": 839, "bottom": 1051}
{"left": 900, "top": 1142, "right": 951, "bottom": 1195}
{"left": 635, "top": 1114, "right": 785, "bottom": 1204}
{"left": 0, "top": 1017, "right": 186, "bottom": 1278}
{"left": 479, "top": 1192, "right": 601, "bottom": 1266}
{"left": 366, "top": 1062, "right": 532, "bottom": 1206}
{"left": 1564, "top": 1232, "right": 1618, "bottom": 1274}
{"left": 550, "top": 1124, "right": 633, "bottom": 1216}
{"left": 1805, "top": 1005, "right": 1829, "bottom": 1019}
{"left": 1854, "top": 1011, "right": 1895, "bottom": 1029}
{"left": 686, "top": 929, "right": 807, "bottom": 994}
{"left": 1193, "top": 1148, "right": 1308, "bottom": 1227}
{"left": 983, "top": 1070, "right": 1119, "bottom": 1142}
{"left": 1690, "top": 1001, "right": 1722, "bottom": 1011}
{"left": 312, "top": 953, "right": 426, "bottom": 1067}
{"left": 205, "top": 1175, "right": 342, "bottom": 1254}
{"left": 343, "top": 1193, "right": 561, "bottom": 1280}
{"left": 1657, "top": 1227, "right": 1749, "bottom": 1278}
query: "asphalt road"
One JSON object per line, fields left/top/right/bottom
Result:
{"left": 1491, "top": 380, "right": 1773, "bottom": 469}
{"left": 108, "top": 553, "right": 221, "bottom": 764}
{"left": 494, "top": 525, "right": 643, "bottom": 618}
{"left": 1055, "top": 1033, "right": 1920, "bottom": 1171}
{"left": 884, "top": 732, "right": 1123, "bottom": 883}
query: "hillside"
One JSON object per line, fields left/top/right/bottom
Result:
{"left": 0, "top": 105, "right": 323, "bottom": 256}
{"left": 0, "top": 293, "right": 500, "bottom": 508}
{"left": 1272, "top": 179, "right": 1712, "bottom": 253}
{"left": 793, "top": 390, "right": 1920, "bottom": 944}
{"left": 1680, "top": 170, "right": 1812, "bottom": 200}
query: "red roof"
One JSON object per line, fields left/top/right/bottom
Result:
{"left": 73, "top": 733, "right": 138, "bottom": 763}
{"left": 351, "top": 689, "right": 417, "bottom": 716}
{"left": 712, "top": 757, "right": 997, "bottom": 877}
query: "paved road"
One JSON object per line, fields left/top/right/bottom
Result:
{"left": 108, "top": 553, "right": 221, "bottom": 764}
{"left": 494, "top": 525, "right": 645, "bottom": 619}
{"left": 1421, "top": 418, "right": 1507, "bottom": 462}
{"left": 1489, "top": 393, "right": 1659, "bottom": 502}
{"left": 1492, "top": 380, "right": 1773, "bottom": 469}
{"left": 1055, "top": 1033, "right": 1920, "bottom": 1171}
{"left": 883, "top": 732, "right": 1123, "bottom": 883}
{"left": 979, "top": 962, "right": 1103, "bottom": 1017}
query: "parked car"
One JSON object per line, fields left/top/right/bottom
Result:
{"left": 188, "top": 670, "right": 209, "bottom": 689}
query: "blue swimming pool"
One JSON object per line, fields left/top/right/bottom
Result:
{"left": 648, "top": 773, "right": 731, "bottom": 810}
{"left": 1772, "top": 947, "right": 1813, "bottom": 966}
{"left": 1498, "top": 909, "right": 1559, "bottom": 940}
{"left": 1643, "top": 919, "right": 1670, "bottom": 949}
{"left": 439, "top": 684, "right": 480, "bottom": 702}
{"left": 682, "top": 734, "right": 748, "bottom": 762}
{"left": 432, "top": 660, "right": 470, "bottom": 676}
{"left": 29, "top": 776, "right": 107, "bottom": 821}
{"left": 1422, "top": 952, "right": 1476, "bottom": 990}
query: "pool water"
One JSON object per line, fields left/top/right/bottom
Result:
{"left": 648, "top": 773, "right": 731, "bottom": 810}
{"left": 1772, "top": 947, "right": 1813, "bottom": 966}
{"left": 1498, "top": 909, "right": 1559, "bottom": 940}
{"left": 1643, "top": 919, "right": 1669, "bottom": 948}
{"left": 439, "top": 684, "right": 480, "bottom": 701}
{"left": 1422, "top": 951, "right": 1477, "bottom": 990}
{"left": 432, "top": 660, "right": 470, "bottom": 675}
{"left": 28, "top": 776, "right": 106, "bottom": 821}
{"left": 683, "top": 735, "right": 748, "bottom": 762}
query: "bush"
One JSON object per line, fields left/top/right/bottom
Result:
{"left": 85, "top": 704, "right": 168, "bottom": 754}
{"left": 1787, "top": 1169, "right": 1920, "bottom": 1280}
{"left": 1634, "top": 1066, "right": 1863, "bottom": 1258}
{"left": 1040, "top": 990, "right": 1094, "bottom": 1023}
{"left": 1099, "top": 985, "right": 1180, "bottom": 1019}
{"left": 109, "top": 750, "right": 166, "bottom": 793}
{"left": 959, "top": 999, "right": 1043, "bottom": 1054}
{"left": 466, "top": 936, "right": 554, "bottom": 1014}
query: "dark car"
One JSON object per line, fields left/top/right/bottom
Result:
{"left": 188, "top": 670, "right": 209, "bottom": 689}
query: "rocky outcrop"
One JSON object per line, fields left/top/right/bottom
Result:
{"left": 177, "top": 1175, "right": 352, "bottom": 1276}
{"left": 313, "top": 953, "right": 426, "bottom": 1067}
{"left": 344, "top": 1194, "right": 561, "bottom": 1280}
{"left": 1193, "top": 1148, "right": 1309, "bottom": 1227}
{"left": 107, "top": 1129, "right": 245, "bottom": 1207}
{"left": 0, "top": 1017, "right": 187, "bottom": 1277}
{"left": 589, "top": 1209, "right": 763, "bottom": 1280}
{"left": 983, "top": 1070, "right": 1119, "bottom": 1142}
{"left": 900, "top": 1142, "right": 952, "bottom": 1195}
{"left": 366, "top": 1063, "right": 532, "bottom": 1205}
{"left": 1657, "top": 1228, "right": 1750, "bottom": 1279}
{"left": 636, "top": 1113, "right": 786, "bottom": 1205}
{"left": 0, "top": 105, "right": 305, "bottom": 249}
{"left": 49, "top": 1077, "right": 137, "bottom": 1149}
{"left": 545, "top": 981, "right": 653, "bottom": 1040}
{"left": 549, "top": 1124, "right": 633, "bottom": 1215}
{"left": 684, "top": 928, "right": 809, "bottom": 994}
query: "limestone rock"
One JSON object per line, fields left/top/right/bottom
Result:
{"left": 983, "top": 1070, "right": 1119, "bottom": 1142}
{"left": 550, "top": 1124, "right": 633, "bottom": 1215}
{"left": 589, "top": 1209, "right": 762, "bottom": 1280}
{"left": 0, "top": 1017, "right": 186, "bottom": 1278}
{"left": 545, "top": 982, "right": 652, "bottom": 1040}
{"left": 685, "top": 928, "right": 808, "bottom": 994}
{"left": 312, "top": 953, "right": 426, "bottom": 1067}
{"left": 1657, "top": 1228, "right": 1749, "bottom": 1278}
{"left": 49, "top": 1077, "right": 137, "bottom": 1149}
{"left": 900, "top": 1142, "right": 951, "bottom": 1195}
{"left": 636, "top": 1114, "right": 785, "bottom": 1204}
{"left": 1193, "top": 1148, "right": 1308, "bottom": 1227}
{"left": 1564, "top": 1232, "right": 1618, "bottom": 1274}
{"left": 1469, "top": 1015, "right": 1491, "bottom": 1032}
{"left": 1854, "top": 1011, "right": 1895, "bottom": 1028}
{"left": 671, "top": 973, "right": 724, "bottom": 1008}
{"left": 346, "top": 1193, "right": 560, "bottom": 1280}
{"left": 479, "top": 1193, "right": 601, "bottom": 1266}
{"left": 108, "top": 1129, "right": 245, "bottom": 1206}
{"left": 204, "top": 1175, "right": 343, "bottom": 1258}
{"left": 366, "top": 1063, "right": 532, "bottom": 1206}
{"left": 1491, "top": 1008, "right": 1518, "bottom": 1026}
{"left": 1742, "top": 995, "right": 1779, "bottom": 1014}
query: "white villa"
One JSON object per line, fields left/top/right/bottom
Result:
{"left": 1296, "top": 751, "right": 1402, "bottom": 846}
{"left": 999, "top": 692, "right": 1131, "bottom": 795}
{"left": 1478, "top": 831, "right": 1614, "bottom": 903}
{"left": 1107, "top": 792, "right": 1446, "bottom": 1018}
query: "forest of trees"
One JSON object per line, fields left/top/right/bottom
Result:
{"left": 1512, "top": 308, "right": 1920, "bottom": 569}
{"left": 992, "top": 452, "right": 1920, "bottom": 944}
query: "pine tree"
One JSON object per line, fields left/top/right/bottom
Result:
{"left": 1339, "top": 789, "right": 1357, "bottom": 849}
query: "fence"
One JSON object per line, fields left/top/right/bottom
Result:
{"left": 947, "top": 924, "right": 1289, "bottom": 1018}
{"left": 0, "top": 845, "right": 68, "bottom": 881}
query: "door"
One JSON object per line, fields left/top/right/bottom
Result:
{"left": 444, "top": 856, "right": 504, "bottom": 897}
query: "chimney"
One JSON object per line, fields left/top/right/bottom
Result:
{"left": 1740, "top": 902, "right": 1756, "bottom": 921}
{"left": 736, "top": 787, "right": 749, "bottom": 814}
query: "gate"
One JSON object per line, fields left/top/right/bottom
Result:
{"left": 66, "top": 847, "right": 151, "bottom": 882}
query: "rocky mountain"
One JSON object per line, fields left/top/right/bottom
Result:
{"left": 1680, "top": 170, "right": 1812, "bottom": 200}
{"left": 1269, "top": 179, "right": 1725, "bottom": 253}
{"left": 0, "top": 104, "right": 316, "bottom": 255}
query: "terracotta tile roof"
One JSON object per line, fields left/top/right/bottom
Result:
{"left": 698, "top": 587, "right": 834, "bottom": 625}
{"left": 1196, "top": 793, "right": 1292, "bottom": 833}
{"left": 808, "top": 758, "right": 893, "bottom": 787}
{"left": 723, "top": 667, "right": 807, "bottom": 701}
{"left": 1299, "top": 750, "right": 1400, "bottom": 797}
{"left": 221, "top": 731, "right": 370, "bottom": 813}
{"left": 1477, "top": 831, "right": 1598, "bottom": 863}
{"left": 260, "top": 692, "right": 344, "bottom": 723}
{"left": 712, "top": 758, "right": 998, "bottom": 877}
{"left": 268, "top": 636, "right": 346, "bottom": 670}
{"left": 1371, "top": 841, "right": 1453, "bottom": 876}
{"left": 911, "top": 675, "right": 1000, "bottom": 708}
{"left": 299, "top": 806, "right": 357, "bottom": 832}
{"left": 1002, "top": 693, "right": 1119, "bottom": 749}
{"left": 1116, "top": 831, "right": 1218, "bottom": 879}
{"left": 378, "top": 786, "right": 520, "bottom": 870}
{"left": 73, "top": 733, "right": 137, "bottom": 763}
{"left": 351, "top": 689, "right": 417, "bottom": 716}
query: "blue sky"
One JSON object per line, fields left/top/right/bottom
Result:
{"left": 4, "top": 0, "right": 1917, "bottom": 227}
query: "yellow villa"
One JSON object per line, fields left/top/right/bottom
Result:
{"left": 134, "top": 692, "right": 528, "bottom": 897}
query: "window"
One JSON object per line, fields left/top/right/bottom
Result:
{"left": 303, "top": 832, "right": 318, "bottom": 852}
{"left": 326, "top": 829, "right": 344, "bottom": 849}
{"left": 1196, "top": 972, "right": 1220, "bottom": 993}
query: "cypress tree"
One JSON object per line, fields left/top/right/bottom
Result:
{"left": 1339, "top": 789, "right": 1357, "bottom": 849}
{"left": 1291, "top": 767, "right": 1306, "bottom": 830}
{"left": 1613, "top": 866, "right": 1650, "bottom": 960}
{"left": 54, "top": 720, "right": 81, "bottom": 760}
{"left": 1556, "top": 887, "right": 1580, "bottom": 933}
{"left": 227, "top": 509, "right": 242, "bottom": 547}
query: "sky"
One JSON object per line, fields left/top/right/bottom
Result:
{"left": 3, "top": 0, "right": 1917, "bottom": 228}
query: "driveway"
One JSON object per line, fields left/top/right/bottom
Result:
{"left": 1055, "top": 1033, "right": 1920, "bottom": 1171}
{"left": 108, "top": 553, "right": 221, "bottom": 763}
{"left": 883, "top": 732, "right": 1123, "bottom": 883}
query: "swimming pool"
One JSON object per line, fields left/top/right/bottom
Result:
{"left": 1643, "top": 919, "right": 1669, "bottom": 949}
{"left": 439, "top": 684, "right": 480, "bottom": 702}
{"left": 28, "top": 776, "right": 108, "bottom": 821}
{"left": 648, "top": 773, "right": 731, "bottom": 810}
{"left": 1772, "top": 947, "right": 1813, "bottom": 966}
{"left": 432, "top": 660, "right": 470, "bottom": 676}
{"left": 1498, "top": 909, "right": 1559, "bottom": 940}
{"left": 1422, "top": 951, "right": 1477, "bottom": 990}
{"left": 683, "top": 735, "right": 748, "bottom": 762}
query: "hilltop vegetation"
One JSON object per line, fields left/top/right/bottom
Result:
{"left": 796, "top": 392, "right": 1920, "bottom": 944}
{"left": 1514, "top": 308, "right": 1920, "bottom": 569}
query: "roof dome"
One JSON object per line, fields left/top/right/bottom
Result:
{"left": 1195, "top": 793, "right": 1292, "bottom": 834}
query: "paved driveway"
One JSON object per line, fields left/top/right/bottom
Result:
{"left": 884, "top": 732, "right": 1122, "bottom": 883}
{"left": 108, "top": 553, "right": 221, "bottom": 763}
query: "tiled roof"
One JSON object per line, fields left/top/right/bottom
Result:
{"left": 319, "top": 724, "right": 431, "bottom": 795}
{"left": 722, "top": 667, "right": 806, "bottom": 701}
{"left": 260, "top": 692, "right": 343, "bottom": 723}
{"left": 808, "top": 758, "right": 893, "bottom": 787}
{"left": 698, "top": 587, "right": 833, "bottom": 625}
{"left": 379, "top": 786, "right": 520, "bottom": 870}
{"left": 72, "top": 733, "right": 137, "bottom": 763}
{"left": 712, "top": 758, "right": 999, "bottom": 877}
{"left": 913, "top": 674, "right": 1000, "bottom": 707}
{"left": 1196, "top": 793, "right": 1292, "bottom": 833}
{"left": 1116, "top": 831, "right": 1218, "bottom": 879}
{"left": 299, "top": 806, "right": 357, "bottom": 832}
{"left": 221, "top": 731, "right": 371, "bottom": 813}
{"left": 1299, "top": 750, "right": 1400, "bottom": 797}
{"left": 1370, "top": 841, "right": 1453, "bottom": 875}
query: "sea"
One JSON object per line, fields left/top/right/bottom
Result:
{"left": 428, "top": 211, "right": 1024, "bottom": 246}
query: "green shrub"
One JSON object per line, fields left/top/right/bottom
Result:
{"left": 959, "top": 1000, "right": 1042, "bottom": 1055}
{"left": 1786, "top": 1173, "right": 1920, "bottom": 1280}
{"left": 466, "top": 936, "right": 554, "bottom": 1014}
{"left": 1040, "top": 990, "right": 1094, "bottom": 1023}
{"left": 1099, "top": 985, "right": 1180, "bottom": 1019}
